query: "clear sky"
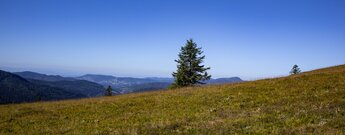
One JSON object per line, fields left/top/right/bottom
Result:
{"left": 0, "top": 0, "right": 344, "bottom": 79}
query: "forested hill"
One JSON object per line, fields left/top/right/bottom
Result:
{"left": 0, "top": 70, "right": 84, "bottom": 104}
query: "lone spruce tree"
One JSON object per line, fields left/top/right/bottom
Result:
{"left": 290, "top": 64, "right": 301, "bottom": 75}
{"left": 105, "top": 86, "right": 113, "bottom": 96}
{"left": 170, "top": 39, "right": 211, "bottom": 89}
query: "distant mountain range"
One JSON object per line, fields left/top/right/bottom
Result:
{"left": 0, "top": 70, "right": 243, "bottom": 104}
{"left": 14, "top": 71, "right": 108, "bottom": 97}
{"left": 76, "top": 74, "right": 173, "bottom": 93}
{"left": 206, "top": 77, "right": 243, "bottom": 84}
{"left": 0, "top": 70, "right": 84, "bottom": 104}
{"left": 15, "top": 71, "right": 76, "bottom": 81}
{"left": 76, "top": 74, "right": 243, "bottom": 93}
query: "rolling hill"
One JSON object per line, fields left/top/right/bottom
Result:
{"left": 14, "top": 71, "right": 107, "bottom": 97}
{"left": 14, "top": 71, "right": 76, "bottom": 82}
{"left": 27, "top": 79, "right": 108, "bottom": 97}
{"left": 0, "top": 70, "right": 84, "bottom": 104}
{"left": 0, "top": 65, "right": 344, "bottom": 134}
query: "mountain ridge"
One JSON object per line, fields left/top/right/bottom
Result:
{"left": 12, "top": 71, "right": 244, "bottom": 95}
{"left": 14, "top": 71, "right": 76, "bottom": 82}
{"left": 76, "top": 74, "right": 243, "bottom": 93}
{"left": 0, "top": 70, "right": 84, "bottom": 104}
{"left": 14, "top": 71, "right": 107, "bottom": 97}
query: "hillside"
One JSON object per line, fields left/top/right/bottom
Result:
{"left": 0, "top": 65, "right": 344, "bottom": 134}
{"left": 0, "top": 70, "right": 84, "bottom": 104}
{"left": 14, "top": 71, "right": 106, "bottom": 97}
{"left": 27, "top": 79, "right": 107, "bottom": 97}
{"left": 14, "top": 71, "right": 76, "bottom": 82}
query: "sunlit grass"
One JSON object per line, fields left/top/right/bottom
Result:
{"left": 1, "top": 65, "right": 344, "bottom": 134}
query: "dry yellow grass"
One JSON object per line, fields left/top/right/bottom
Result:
{"left": 0, "top": 64, "right": 345, "bottom": 134}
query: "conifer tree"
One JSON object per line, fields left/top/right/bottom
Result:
{"left": 290, "top": 64, "right": 301, "bottom": 75}
{"left": 105, "top": 86, "right": 113, "bottom": 96}
{"left": 170, "top": 39, "right": 211, "bottom": 88}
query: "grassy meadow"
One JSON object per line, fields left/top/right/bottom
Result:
{"left": 0, "top": 65, "right": 345, "bottom": 134}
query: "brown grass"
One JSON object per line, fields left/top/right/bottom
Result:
{"left": 1, "top": 64, "right": 345, "bottom": 134}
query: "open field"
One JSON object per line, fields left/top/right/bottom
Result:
{"left": 1, "top": 65, "right": 345, "bottom": 134}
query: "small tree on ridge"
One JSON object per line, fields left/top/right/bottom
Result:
{"left": 290, "top": 64, "right": 301, "bottom": 75}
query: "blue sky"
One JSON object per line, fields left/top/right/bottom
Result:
{"left": 0, "top": 0, "right": 344, "bottom": 79}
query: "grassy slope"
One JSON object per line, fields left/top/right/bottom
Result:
{"left": 1, "top": 65, "right": 345, "bottom": 134}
